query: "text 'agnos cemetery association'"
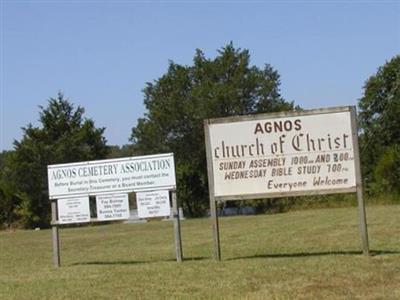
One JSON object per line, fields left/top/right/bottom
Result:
{"left": 48, "top": 154, "right": 176, "bottom": 199}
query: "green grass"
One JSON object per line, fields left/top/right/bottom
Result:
{"left": 1, "top": 205, "right": 399, "bottom": 299}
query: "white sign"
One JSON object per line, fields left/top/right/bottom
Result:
{"left": 48, "top": 153, "right": 176, "bottom": 199}
{"left": 136, "top": 190, "right": 171, "bottom": 218}
{"left": 205, "top": 107, "right": 357, "bottom": 199}
{"left": 57, "top": 196, "right": 90, "bottom": 224}
{"left": 96, "top": 193, "right": 130, "bottom": 221}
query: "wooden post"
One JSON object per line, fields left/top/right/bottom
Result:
{"left": 350, "top": 106, "right": 370, "bottom": 256}
{"left": 210, "top": 197, "right": 221, "bottom": 260}
{"left": 51, "top": 200, "right": 61, "bottom": 267}
{"left": 171, "top": 191, "right": 183, "bottom": 262}
{"left": 204, "top": 119, "right": 222, "bottom": 261}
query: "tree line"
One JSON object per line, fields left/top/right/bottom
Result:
{"left": 1, "top": 44, "right": 399, "bottom": 229}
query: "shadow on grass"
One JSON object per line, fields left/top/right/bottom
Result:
{"left": 70, "top": 256, "right": 207, "bottom": 266}
{"left": 228, "top": 250, "right": 400, "bottom": 261}
{"left": 70, "top": 250, "right": 399, "bottom": 266}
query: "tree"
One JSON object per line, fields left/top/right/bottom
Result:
{"left": 372, "top": 144, "right": 400, "bottom": 195}
{"left": 358, "top": 55, "right": 400, "bottom": 194}
{"left": 0, "top": 150, "right": 9, "bottom": 170}
{"left": 107, "top": 144, "right": 135, "bottom": 159}
{"left": 11, "top": 92, "right": 109, "bottom": 228}
{"left": 0, "top": 151, "right": 27, "bottom": 228}
{"left": 130, "top": 44, "right": 297, "bottom": 216}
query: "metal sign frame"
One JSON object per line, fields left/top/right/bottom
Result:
{"left": 204, "top": 106, "right": 369, "bottom": 260}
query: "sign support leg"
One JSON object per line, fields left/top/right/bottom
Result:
{"left": 204, "top": 120, "right": 221, "bottom": 260}
{"left": 171, "top": 191, "right": 183, "bottom": 262}
{"left": 210, "top": 198, "right": 221, "bottom": 260}
{"left": 51, "top": 200, "right": 61, "bottom": 267}
{"left": 356, "top": 187, "right": 370, "bottom": 255}
{"left": 350, "top": 107, "right": 370, "bottom": 256}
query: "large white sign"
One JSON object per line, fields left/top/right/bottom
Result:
{"left": 48, "top": 153, "right": 176, "bottom": 199}
{"left": 136, "top": 190, "right": 171, "bottom": 218}
{"left": 57, "top": 196, "right": 90, "bottom": 224}
{"left": 96, "top": 193, "right": 130, "bottom": 221}
{"left": 205, "top": 107, "right": 358, "bottom": 199}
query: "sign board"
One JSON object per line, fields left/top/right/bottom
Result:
{"left": 136, "top": 190, "right": 170, "bottom": 218}
{"left": 205, "top": 106, "right": 369, "bottom": 261}
{"left": 205, "top": 107, "right": 357, "bottom": 200}
{"left": 48, "top": 155, "right": 184, "bottom": 266}
{"left": 48, "top": 153, "right": 176, "bottom": 199}
{"left": 96, "top": 193, "right": 130, "bottom": 221}
{"left": 57, "top": 196, "right": 90, "bottom": 224}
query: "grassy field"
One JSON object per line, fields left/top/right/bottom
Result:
{"left": 1, "top": 205, "right": 399, "bottom": 299}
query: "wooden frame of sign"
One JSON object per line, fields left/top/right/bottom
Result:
{"left": 204, "top": 106, "right": 369, "bottom": 260}
{"left": 48, "top": 153, "right": 183, "bottom": 267}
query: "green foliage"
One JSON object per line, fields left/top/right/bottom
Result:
{"left": 107, "top": 144, "right": 135, "bottom": 159}
{"left": 10, "top": 92, "right": 109, "bottom": 228}
{"left": 131, "top": 44, "right": 297, "bottom": 216}
{"left": 0, "top": 151, "right": 29, "bottom": 228}
{"left": 358, "top": 55, "right": 400, "bottom": 194}
{"left": 371, "top": 145, "right": 400, "bottom": 195}
{"left": 0, "top": 150, "right": 9, "bottom": 170}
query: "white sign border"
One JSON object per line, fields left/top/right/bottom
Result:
{"left": 96, "top": 193, "right": 130, "bottom": 221}
{"left": 136, "top": 190, "right": 171, "bottom": 219}
{"left": 57, "top": 196, "right": 91, "bottom": 225}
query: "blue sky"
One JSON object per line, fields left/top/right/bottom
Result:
{"left": 1, "top": 0, "right": 399, "bottom": 151}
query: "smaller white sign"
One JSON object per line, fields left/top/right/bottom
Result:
{"left": 58, "top": 196, "right": 90, "bottom": 224}
{"left": 96, "top": 194, "right": 130, "bottom": 221}
{"left": 136, "top": 190, "right": 170, "bottom": 218}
